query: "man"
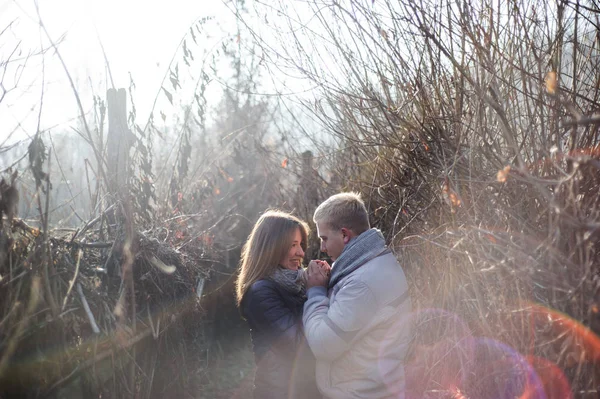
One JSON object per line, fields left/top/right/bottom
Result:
{"left": 304, "top": 192, "right": 411, "bottom": 399}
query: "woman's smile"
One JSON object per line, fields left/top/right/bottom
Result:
{"left": 280, "top": 228, "right": 305, "bottom": 270}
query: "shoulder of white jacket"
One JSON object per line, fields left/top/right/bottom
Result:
{"left": 361, "top": 251, "right": 401, "bottom": 270}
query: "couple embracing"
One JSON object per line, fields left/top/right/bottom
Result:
{"left": 235, "top": 193, "right": 412, "bottom": 399}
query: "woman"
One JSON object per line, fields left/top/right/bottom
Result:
{"left": 236, "top": 210, "right": 321, "bottom": 399}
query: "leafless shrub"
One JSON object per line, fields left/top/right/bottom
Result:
{"left": 241, "top": 0, "right": 600, "bottom": 396}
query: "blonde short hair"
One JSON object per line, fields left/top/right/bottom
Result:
{"left": 313, "top": 192, "right": 370, "bottom": 234}
{"left": 235, "top": 210, "right": 309, "bottom": 305}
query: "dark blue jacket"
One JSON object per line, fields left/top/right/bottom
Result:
{"left": 241, "top": 279, "right": 320, "bottom": 399}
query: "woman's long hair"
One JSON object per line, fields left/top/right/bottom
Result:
{"left": 235, "top": 210, "right": 309, "bottom": 305}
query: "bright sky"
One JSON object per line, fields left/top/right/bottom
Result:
{"left": 0, "top": 0, "right": 235, "bottom": 145}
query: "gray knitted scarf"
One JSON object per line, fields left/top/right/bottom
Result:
{"left": 269, "top": 267, "right": 308, "bottom": 303}
{"left": 329, "top": 228, "right": 390, "bottom": 289}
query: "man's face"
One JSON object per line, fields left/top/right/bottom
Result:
{"left": 316, "top": 221, "right": 346, "bottom": 261}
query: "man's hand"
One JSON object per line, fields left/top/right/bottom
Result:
{"left": 307, "top": 260, "right": 331, "bottom": 289}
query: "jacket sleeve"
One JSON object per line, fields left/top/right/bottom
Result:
{"left": 303, "top": 279, "right": 377, "bottom": 361}
{"left": 243, "top": 283, "right": 303, "bottom": 353}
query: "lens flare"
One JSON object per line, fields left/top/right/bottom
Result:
{"left": 523, "top": 355, "right": 572, "bottom": 399}
{"left": 462, "top": 337, "right": 545, "bottom": 399}
{"left": 394, "top": 309, "right": 474, "bottom": 398}
{"left": 526, "top": 302, "right": 600, "bottom": 364}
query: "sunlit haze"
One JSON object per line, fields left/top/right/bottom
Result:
{"left": 0, "top": 0, "right": 233, "bottom": 143}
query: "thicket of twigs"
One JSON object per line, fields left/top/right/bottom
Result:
{"left": 0, "top": 186, "right": 212, "bottom": 399}
{"left": 0, "top": 135, "right": 222, "bottom": 398}
{"left": 0, "top": 6, "right": 316, "bottom": 397}
{"left": 0, "top": 18, "right": 195, "bottom": 398}
{"left": 0, "top": 15, "right": 224, "bottom": 395}
{"left": 238, "top": 0, "right": 600, "bottom": 397}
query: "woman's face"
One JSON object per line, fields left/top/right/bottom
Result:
{"left": 279, "top": 228, "right": 305, "bottom": 271}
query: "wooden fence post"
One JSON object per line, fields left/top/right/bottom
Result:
{"left": 106, "top": 88, "right": 134, "bottom": 196}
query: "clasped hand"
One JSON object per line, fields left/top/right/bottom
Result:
{"left": 307, "top": 260, "right": 331, "bottom": 288}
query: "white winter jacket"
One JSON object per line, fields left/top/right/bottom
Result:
{"left": 303, "top": 252, "right": 411, "bottom": 399}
